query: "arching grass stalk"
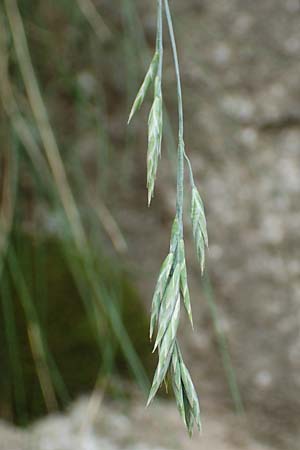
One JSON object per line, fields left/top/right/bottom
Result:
{"left": 128, "top": 0, "right": 208, "bottom": 435}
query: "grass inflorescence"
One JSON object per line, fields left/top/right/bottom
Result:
{"left": 128, "top": 0, "right": 208, "bottom": 435}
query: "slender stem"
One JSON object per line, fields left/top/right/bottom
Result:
{"left": 184, "top": 151, "right": 195, "bottom": 188}
{"left": 4, "top": 0, "right": 86, "bottom": 248}
{"left": 157, "top": 0, "right": 163, "bottom": 79}
{"left": 164, "top": 0, "right": 184, "bottom": 237}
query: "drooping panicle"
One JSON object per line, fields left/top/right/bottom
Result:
{"left": 128, "top": 0, "right": 206, "bottom": 435}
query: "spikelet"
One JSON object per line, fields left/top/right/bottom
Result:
{"left": 128, "top": 52, "right": 159, "bottom": 124}
{"left": 171, "top": 348, "right": 186, "bottom": 425}
{"left": 153, "top": 264, "right": 181, "bottom": 352}
{"left": 181, "top": 362, "right": 201, "bottom": 433}
{"left": 172, "top": 345, "right": 202, "bottom": 436}
{"left": 147, "top": 293, "right": 180, "bottom": 405}
{"left": 191, "top": 186, "right": 208, "bottom": 273}
{"left": 150, "top": 252, "right": 174, "bottom": 340}
{"left": 147, "top": 76, "right": 163, "bottom": 205}
{"left": 148, "top": 223, "right": 181, "bottom": 405}
{"left": 178, "top": 239, "right": 193, "bottom": 328}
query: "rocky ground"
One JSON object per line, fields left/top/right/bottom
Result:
{"left": 0, "top": 395, "right": 274, "bottom": 450}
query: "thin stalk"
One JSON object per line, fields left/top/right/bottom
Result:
{"left": 4, "top": 0, "right": 86, "bottom": 248}
{"left": 1, "top": 276, "right": 27, "bottom": 423}
{"left": 184, "top": 151, "right": 196, "bottom": 188}
{"left": 164, "top": 0, "right": 184, "bottom": 237}
{"left": 157, "top": 0, "right": 163, "bottom": 78}
{"left": 161, "top": 2, "right": 197, "bottom": 192}
{"left": 0, "top": 142, "right": 18, "bottom": 279}
{"left": 8, "top": 247, "right": 58, "bottom": 412}
{"left": 76, "top": 0, "right": 112, "bottom": 42}
{"left": 62, "top": 243, "right": 150, "bottom": 392}
{"left": 202, "top": 274, "right": 245, "bottom": 415}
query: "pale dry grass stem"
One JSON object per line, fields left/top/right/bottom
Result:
{"left": 0, "top": 149, "right": 17, "bottom": 277}
{"left": 76, "top": 0, "right": 113, "bottom": 43}
{"left": 4, "top": 0, "right": 86, "bottom": 249}
{"left": 8, "top": 249, "right": 59, "bottom": 412}
{"left": 88, "top": 194, "right": 128, "bottom": 255}
{"left": 0, "top": 18, "right": 51, "bottom": 182}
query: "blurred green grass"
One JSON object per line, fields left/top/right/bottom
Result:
{"left": 0, "top": 0, "right": 154, "bottom": 424}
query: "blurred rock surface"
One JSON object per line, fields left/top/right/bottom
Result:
{"left": 0, "top": 396, "right": 274, "bottom": 450}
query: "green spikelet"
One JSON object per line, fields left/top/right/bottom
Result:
{"left": 180, "top": 359, "right": 201, "bottom": 433}
{"left": 147, "top": 77, "right": 163, "bottom": 205}
{"left": 150, "top": 252, "right": 174, "bottom": 340}
{"left": 128, "top": 52, "right": 159, "bottom": 124}
{"left": 178, "top": 239, "right": 193, "bottom": 327}
{"left": 147, "top": 293, "right": 180, "bottom": 405}
{"left": 153, "top": 264, "right": 181, "bottom": 352}
{"left": 191, "top": 187, "right": 208, "bottom": 273}
{"left": 171, "top": 349, "right": 186, "bottom": 426}
{"left": 175, "top": 345, "right": 202, "bottom": 435}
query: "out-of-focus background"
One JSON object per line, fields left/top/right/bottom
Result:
{"left": 1, "top": 0, "right": 300, "bottom": 449}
